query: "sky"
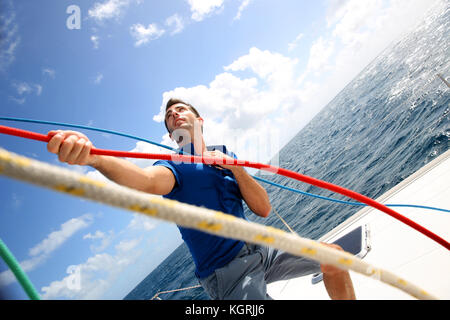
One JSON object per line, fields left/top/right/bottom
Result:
{"left": 0, "top": 0, "right": 441, "bottom": 299}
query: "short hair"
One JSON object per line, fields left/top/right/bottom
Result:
{"left": 164, "top": 98, "right": 202, "bottom": 133}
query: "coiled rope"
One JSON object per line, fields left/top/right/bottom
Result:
{"left": 1, "top": 117, "right": 448, "bottom": 214}
{"left": 0, "top": 124, "right": 449, "bottom": 251}
{"left": 0, "top": 147, "right": 439, "bottom": 299}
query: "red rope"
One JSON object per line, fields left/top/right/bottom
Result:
{"left": 1, "top": 124, "right": 449, "bottom": 250}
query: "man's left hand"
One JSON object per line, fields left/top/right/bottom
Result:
{"left": 320, "top": 243, "right": 347, "bottom": 275}
{"left": 319, "top": 243, "right": 356, "bottom": 299}
{"left": 202, "top": 150, "right": 237, "bottom": 171}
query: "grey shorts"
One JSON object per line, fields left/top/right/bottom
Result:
{"left": 198, "top": 242, "right": 322, "bottom": 300}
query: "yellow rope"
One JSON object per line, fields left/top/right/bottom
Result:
{"left": 0, "top": 147, "right": 439, "bottom": 300}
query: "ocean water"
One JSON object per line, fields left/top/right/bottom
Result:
{"left": 124, "top": 2, "right": 449, "bottom": 300}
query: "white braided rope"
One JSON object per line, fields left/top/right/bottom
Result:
{"left": 0, "top": 147, "right": 438, "bottom": 300}
{"left": 150, "top": 284, "right": 203, "bottom": 300}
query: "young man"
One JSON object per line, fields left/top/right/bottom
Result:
{"left": 46, "top": 99, "right": 355, "bottom": 300}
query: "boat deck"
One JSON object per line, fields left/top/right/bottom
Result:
{"left": 267, "top": 150, "right": 450, "bottom": 300}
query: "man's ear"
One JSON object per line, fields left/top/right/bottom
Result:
{"left": 195, "top": 117, "right": 204, "bottom": 134}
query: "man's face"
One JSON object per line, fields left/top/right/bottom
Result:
{"left": 165, "top": 103, "right": 203, "bottom": 137}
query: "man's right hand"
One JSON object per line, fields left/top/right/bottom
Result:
{"left": 47, "top": 130, "right": 98, "bottom": 167}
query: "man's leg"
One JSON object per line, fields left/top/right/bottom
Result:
{"left": 263, "top": 243, "right": 356, "bottom": 300}
{"left": 200, "top": 243, "right": 355, "bottom": 300}
{"left": 199, "top": 244, "right": 271, "bottom": 300}
{"left": 263, "top": 246, "right": 322, "bottom": 284}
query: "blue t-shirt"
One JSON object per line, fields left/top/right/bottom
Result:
{"left": 153, "top": 143, "right": 246, "bottom": 278}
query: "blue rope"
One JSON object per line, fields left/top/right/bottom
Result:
{"left": 1, "top": 116, "right": 449, "bottom": 214}
{"left": 0, "top": 117, "right": 175, "bottom": 151}
{"left": 253, "top": 176, "right": 450, "bottom": 213}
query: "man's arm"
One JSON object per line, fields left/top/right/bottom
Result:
{"left": 91, "top": 156, "right": 175, "bottom": 195}
{"left": 202, "top": 150, "right": 271, "bottom": 218}
{"left": 46, "top": 130, "right": 175, "bottom": 195}
{"left": 230, "top": 167, "right": 272, "bottom": 217}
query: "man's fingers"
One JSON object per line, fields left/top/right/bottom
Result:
{"left": 321, "top": 243, "right": 343, "bottom": 251}
{"left": 47, "top": 130, "right": 57, "bottom": 137}
{"left": 202, "top": 151, "right": 216, "bottom": 165}
{"left": 320, "top": 243, "right": 347, "bottom": 275}
{"left": 75, "top": 140, "right": 93, "bottom": 166}
{"left": 47, "top": 130, "right": 94, "bottom": 166}
{"left": 57, "top": 130, "right": 88, "bottom": 139}
{"left": 203, "top": 151, "right": 226, "bottom": 164}
{"left": 58, "top": 135, "right": 79, "bottom": 163}
{"left": 65, "top": 138, "right": 85, "bottom": 164}
{"left": 47, "top": 132, "right": 65, "bottom": 154}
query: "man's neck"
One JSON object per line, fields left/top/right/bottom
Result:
{"left": 178, "top": 137, "right": 206, "bottom": 155}
{"left": 173, "top": 121, "right": 205, "bottom": 155}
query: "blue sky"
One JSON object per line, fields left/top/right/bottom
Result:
{"left": 0, "top": 0, "right": 440, "bottom": 299}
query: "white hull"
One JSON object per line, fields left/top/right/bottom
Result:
{"left": 268, "top": 150, "right": 450, "bottom": 300}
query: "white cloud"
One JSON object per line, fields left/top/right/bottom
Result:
{"left": 35, "top": 84, "right": 43, "bottom": 96}
{"left": 187, "top": 0, "right": 225, "bottom": 22}
{"left": 130, "top": 23, "right": 165, "bottom": 47}
{"left": 40, "top": 251, "right": 135, "bottom": 299}
{"left": 29, "top": 215, "right": 93, "bottom": 257}
{"left": 127, "top": 213, "right": 158, "bottom": 231}
{"left": 326, "top": 0, "right": 352, "bottom": 27}
{"left": 13, "top": 82, "right": 33, "bottom": 95}
{"left": 115, "top": 238, "right": 140, "bottom": 252}
{"left": 165, "top": 14, "right": 185, "bottom": 35}
{"left": 288, "top": 32, "right": 304, "bottom": 52}
{"left": 93, "top": 73, "right": 104, "bottom": 85}
{"left": 84, "top": 230, "right": 114, "bottom": 252}
{"left": 10, "top": 81, "right": 43, "bottom": 104}
{"left": 225, "top": 47, "right": 298, "bottom": 91}
{"left": 91, "top": 35, "right": 100, "bottom": 49}
{"left": 42, "top": 68, "right": 56, "bottom": 79}
{"left": 40, "top": 235, "right": 144, "bottom": 299}
{"left": 130, "top": 14, "right": 183, "bottom": 46}
{"left": 304, "top": 37, "right": 335, "bottom": 74}
{"left": 331, "top": 0, "right": 383, "bottom": 46}
{"left": 234, "top": 0, "right": 253, "bottom": 20}
{"left": 88, "top": 0, "right": 134, "bottom": 23}
{"left": 0, "top": 214, "right": 93, "bottom": 287}
{"left": 0, "top": 0, "right": 20, "bottom": 71}
{"left": 38, "top": 197, "right": 166, "bottom": 299}
{"left": 83, "top": 230, "right": 106, "bottom": 240}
